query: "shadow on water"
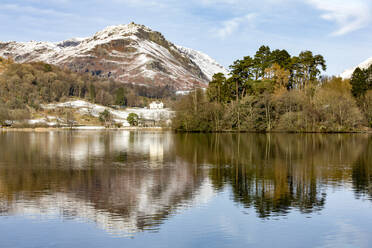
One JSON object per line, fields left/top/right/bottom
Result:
{"left": 0, "top": 131, "right": 371, "bottom": 235}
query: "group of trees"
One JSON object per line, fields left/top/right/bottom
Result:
{"left": 207, "top": 45, "right": 327, "bottom": 102}
{"left": 0, "top": 58, "right": 174, "bottom": 110}
{"left": 0, "top": 58, "right": 173, "bottom": 125}
{"left": 173, "top": 46, "right": 370, "bottom": 132}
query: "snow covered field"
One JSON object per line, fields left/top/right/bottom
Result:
{"left": 37, "top": 100, "right": 174, "bottom": 127}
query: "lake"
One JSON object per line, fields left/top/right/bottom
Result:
{"left": 0, "top": 131, "right": 371, "bottom": 248}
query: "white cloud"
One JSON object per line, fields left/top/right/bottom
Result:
{"left": 201, "top": 0, "right": 371, "bottom": 36}
{"left": 306, "top": 0, "right": 372, "bottom": 36}
{"left": 216, "top": 14, "right": 257, "bottom": 38}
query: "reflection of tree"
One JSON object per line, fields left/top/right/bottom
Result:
{"left": 210, "top": 163, "right": 326, "bottom": 218}
{"left": 352, "top": 136, "right": 372, "bottom": 200}
{"left": 174, "top": 133, "right": 368, "bottom": 218}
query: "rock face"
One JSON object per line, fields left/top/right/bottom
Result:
{"left": 340, "top": 57, "right": 372, "bottom": 79}
{"left": 0, "top": 23, "right": 228, "bottom": 90}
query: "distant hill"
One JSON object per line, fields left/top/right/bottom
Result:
{"left": 0, "top": 23, "right": 228, "bottom": 90}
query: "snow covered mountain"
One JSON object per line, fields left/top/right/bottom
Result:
{"left": 340, "top": 57, "right": 372, "bottom": 79}
{"left": 0, "top": 23, "right": 228, "bottom": 90}
{"left": 176, "top": 46, "right": 229, "bottom": 80}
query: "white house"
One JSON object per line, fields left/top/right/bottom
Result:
{"left": 149, "top": 101, "right": 164, "bottom": 109}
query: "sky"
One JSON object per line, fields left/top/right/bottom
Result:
{"left": 0, "top": 0, "right": 371, "bottom": 75}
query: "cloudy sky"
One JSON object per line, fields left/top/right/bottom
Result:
{"left": 0, "top": 0, "right": 371, "bottom": 75}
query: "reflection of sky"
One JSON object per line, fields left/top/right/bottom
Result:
{"left": 1, "top": 188, "right": 371, "bottom": 248}
{"left": 151, "top": 188, "right": 372, "bottom": 248}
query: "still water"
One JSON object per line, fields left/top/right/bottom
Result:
{"left": 0, "top": 131, "right": 371, "bottom": 248}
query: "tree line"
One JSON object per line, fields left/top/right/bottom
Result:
{"left": 172, "top": 46, "right": 372, "bottom": 132}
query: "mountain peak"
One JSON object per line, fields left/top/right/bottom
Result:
{"left": 93, "top": 23, "right": 152, "bottom": 39}
{"left": 0, "top": 23, "right": 228, "bottom": 90}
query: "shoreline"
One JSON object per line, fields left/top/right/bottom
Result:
{"left": 0, "top": 126, "right": 170, "bottom": 132}
{"left": 1, "top": 126, "right": 371, "bottom": 134}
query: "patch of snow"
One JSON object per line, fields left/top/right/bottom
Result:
{"left": 175, "top": 90, "right": 191, "bottom": 95}
{"left": 28, "top": 118, "right": 47, "bottom": 125}
{"left": 28, "top": 118, "right": 58, "bottom": 126}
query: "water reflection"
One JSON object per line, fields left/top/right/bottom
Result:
{"left": 0, "top": 131, "right": 212, "bottom": 236}
{"left": 352, "top": 137, "right": 372, "bottom": 201}
{"left": 0, "top": 131, "right": 371, "bottom": 237}
{"left": 174, "top": 133, "right": 370, "bottom": 217}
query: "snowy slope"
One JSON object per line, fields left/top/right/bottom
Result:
{"left": 176, "top": 46, "right": 229, "bottom": 81}
{"left": 340, "top": 57, "right": 372, "bottom": 79}
{"left": 0, "top": 24, "right": 152, "bottom": 64}
{"left": 0, "top": 23, "right": 228, "bottom": 90}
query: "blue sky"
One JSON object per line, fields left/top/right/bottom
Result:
{"left": 0, "top": 0, "right": 371, "bottom": 75}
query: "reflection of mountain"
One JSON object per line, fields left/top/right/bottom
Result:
{"left": 0, "top": 164, "right": 212, "bottom": 236}
{"left": 0, "top": 131, "right": 213, "bottom": 236}
{"left": 173, "top": 133, "right": 370, "bottom": 217}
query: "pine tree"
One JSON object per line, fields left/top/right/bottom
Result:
{"left": 350, "top": 67, "right": 368, "bottom": 98}
{"left": 253, "top": 45, "right": 272, "bottom": 80}
{"left": 271, "top": 49, "right": 291, "bottom": 70}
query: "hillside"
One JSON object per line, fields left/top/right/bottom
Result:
{"left": 0, "top": 23, "right": 228, "bottom": 90}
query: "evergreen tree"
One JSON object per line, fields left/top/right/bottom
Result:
{"left": 271, "top": 49, "right": 291, "bottom": 70}
{"left": 127, "top": 113, "right": 139, "bottom": 126}
{"left": 350, "top": 67, "right": 368, "bottom": 98}
{"left": 115, "top": 87, "right": 128, "bottom": 106}
{"left": 229, "top": 56, "right": 256, "bottom": 100}
{"left": 291, "top": 51, "right": 326, "bottom": 89}
{"left": 207, "top": 73, "right": 228, "bottom": 103}
{"left": 253, "top": 45, "right": 272, "bottom": 80}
